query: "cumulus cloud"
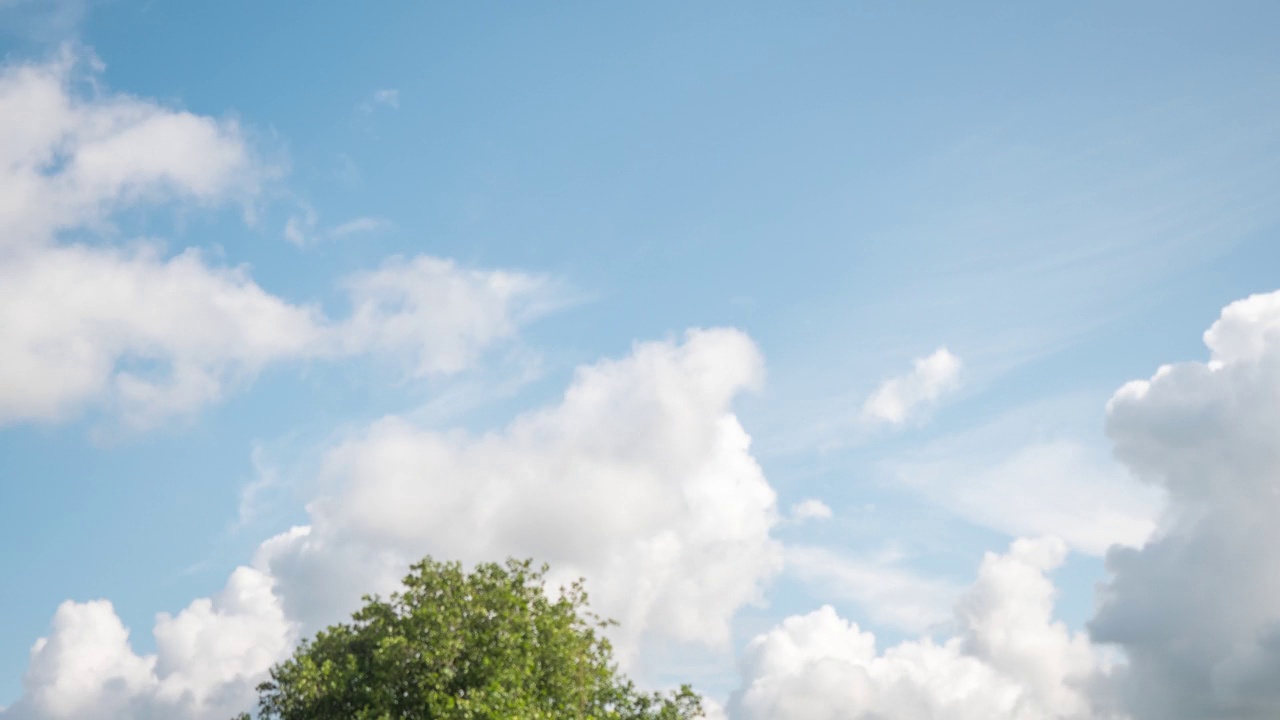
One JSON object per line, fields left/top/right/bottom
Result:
{"left": 0, "top": 244, "right": 325, "bottom": 426}
{"left": 3, "top": 568, "right": 293, "bottom": 720}
{"left": 3, "top": 328, "right": 782, "bottom": 719}
{"left": 1089, "top": 288, "right": 1280, "bottom": 720}
{"left": 0, "top": 50, "right": 261, "bottom": 249}
{"left": 258, "top": 329, "right": 781, "bottom": 658}
{"left": 730, "top": 537, "right": 1110, "bottom": 720}
{"left": 0, "top": 52, "right": 554, "bottom": 428}
{"left": 862, "top": 347, "right": 962, "bottom": 426}
{"left": 0, "top": 244, "right": 552, "bottom": 428}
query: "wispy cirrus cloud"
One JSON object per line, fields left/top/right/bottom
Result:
{"left": 283, "top": 206, "right": 393, "bottom": 246}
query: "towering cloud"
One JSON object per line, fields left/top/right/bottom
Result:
{"left": 3, "top": 329, "right": 781, "bottom": 719}
{"left": 1090, "top": 289, "right": 1280, "bottom": 719}
{"left": 259, "top": 329, "right": 781, "bottom": 657}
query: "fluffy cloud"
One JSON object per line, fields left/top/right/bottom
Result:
{"left": 258, "top": 329, "right": 782, "bottom": 658}
{"left": 338, "top": 255, "right": 554, "bottom": 376}
{"left": 0, "top": 48, "right": 298, "bottom": 426}
{"left": 3, "top": 568, "right": 293, "bottom": 720}
{"left": 4, "top": 328, "right": 781, "bottom": 719}
{"left": 1089, "top": 289, "right": 1280, "bottom": 719}
{"left": 0, "top": 49, "right": 257, "bottom": 249}
{"left": 862, "top": 347, "right": 962, "bottom": 426}
{"left": 730, "top": 537, "right": 1109, "bottom": 720}
{"left": 0, "top": 244, "right": 551, "bottom": 428}
{"left": 0, "top": 244, "right": 325, "bottom": 426}
{"left": 0, "top": 52, "right": 553, "bottom": 428}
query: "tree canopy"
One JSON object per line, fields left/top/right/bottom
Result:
{"left": 234, "top": 557, "right": 705, "bottom": 720}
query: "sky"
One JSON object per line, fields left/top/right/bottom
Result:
{"left": 2, "top": 1, "right": 1280, "bottom": 718}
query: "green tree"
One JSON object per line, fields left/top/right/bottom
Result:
{"left": 233, "top": 557, "right": 705, "bottom": 720}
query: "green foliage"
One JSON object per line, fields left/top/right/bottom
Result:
{"left": 236, "top": 558, "right": 705, "bottom": 720}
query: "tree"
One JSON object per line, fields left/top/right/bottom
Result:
{"left": 233, "top": 557, "right": 706, "bottom": 720}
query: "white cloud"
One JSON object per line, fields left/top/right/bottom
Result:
{"left": 0, "top": 243, "right": 552, "bottom": 428}
{"left": 787, "top": 498, "right": 833, "bottom": 522}
{"left": 3, "top": 568, "right": 293, "bottom": 720}
{"left": 258, "top": 329, "right": 782, "bottom": 658}
{"left": 0, "top": 49, "right": 259, "bottom": 250}
{"left": 730, "top": 537, "right": 1111, "bottom": 720}
{"left": 1089, "top": 288, "right": 1280, "bottom": 719}
{"left": 0, "top": 243, "right": 325, "bottom": 427}
{"left": 328, "top": 216, "right": 392, "bottom": 238}
{"left": 862, "top": 347, "right": 962, "bottom": 426}
{"left": 0, "top": 52, "right": 555, "bottom": 429}
{"left": 4, "top": 328, "right": 783, "bottom": 719}
{"left": 336, "top": 254, "right": 558, "bottom": 377}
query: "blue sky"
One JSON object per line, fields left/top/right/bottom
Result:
{"left": 3, "top": 2, "right": 1280, "bottom": 718}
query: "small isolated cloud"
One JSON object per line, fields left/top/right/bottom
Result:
{"left": 356, "top": 88, "right": 400, "bottom": 117}
{"left": 283, "top": 210, "right": 392, "bottom": 246}
{"left": 329, "top": 216, "right": 393, "bottom": 238}
{"left": 862, "top": 347, "right": 961, "bottom": 426}
{"left": 788, "top": 498, "right": 833, "bottom": 523}
{"left": 283, "top": 205, "right": 317, "bottom": 246}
